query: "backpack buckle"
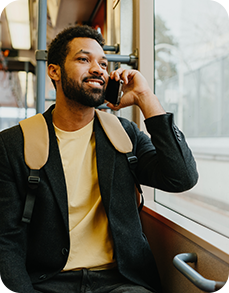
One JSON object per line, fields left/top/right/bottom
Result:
{"left": 126, "top": 154, "right": 138, "bottom": 170}
{"left": 28, "top": 175, "right": 40, "bottom": 184}
{"left": 127, "top": 155, "right": 138, "bottom": 164}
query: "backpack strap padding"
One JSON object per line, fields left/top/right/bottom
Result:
{"left": 95, "top": 110, "right": 144, "bottom": 212}
{"left": 95, "top": 109, "right": 133, "bottom": 153}
{"left": 19, "top": 113, "right": 49, "bottom": 169}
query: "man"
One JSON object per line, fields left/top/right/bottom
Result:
{"left": 0, "top": 25, "right": 198, "bottom": 293}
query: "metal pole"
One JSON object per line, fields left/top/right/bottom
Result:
{"left": 36, "top": 0, "right": 47, "bottom": 114}
{"left": 105, "top": 54, "right": 137, "bottom": 65}
{"left": 24, "top": 61, "right": 29, "bottom": 118}
{"left": 103, "top": 44, "right": 119, "bottom": 53}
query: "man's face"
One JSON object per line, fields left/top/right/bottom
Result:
{"left": 60, "top": 37, "right": 109, "bottom": 107}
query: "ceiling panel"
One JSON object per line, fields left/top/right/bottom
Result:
{"left": 1, "top": 0, "right": 101, "bottom": 49}
{"left": 1, "top": 10, "right": 12, "bottom": 49}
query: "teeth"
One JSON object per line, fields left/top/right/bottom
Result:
{"left": 88, "top": 81, "right": 100, "bottom": 85}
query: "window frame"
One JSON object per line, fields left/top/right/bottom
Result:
{"left": 137, "top": 0, "right": 229, "bottom": 257}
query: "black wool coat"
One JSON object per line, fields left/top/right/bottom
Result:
{"left": 0, "top": 105, "right": 198, "bottom": 293}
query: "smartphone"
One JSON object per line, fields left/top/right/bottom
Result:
{"left": 105, "top": 77, "right": 124, "bottom": 106}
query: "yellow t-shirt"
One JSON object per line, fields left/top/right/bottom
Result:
{"left": 54, "top": 119, "right": 116, "bottom": 271}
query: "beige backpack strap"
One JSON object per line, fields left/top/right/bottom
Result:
{"left": 95, "top": 109, "right": 144, "bottom": 212}
{"left": 19, "top": 113, "right": 49, "bottom": 224}
{"left": 19, "top": 113, "right": 49, "bottom": 170}
{"left": 95, "top": 109, "right": 133, "bottom": 153}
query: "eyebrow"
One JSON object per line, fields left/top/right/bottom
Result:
{"left": 74, "top": 49, "right": 108, "bottom": 61}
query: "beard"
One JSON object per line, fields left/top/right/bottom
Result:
{"left": 61, "top": 66, "right": 106, "bottom": 108}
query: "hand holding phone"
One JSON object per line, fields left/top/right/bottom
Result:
{"left": 105, "top": 77, "right": 124, "bottom": 106}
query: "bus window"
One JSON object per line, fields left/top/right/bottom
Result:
{"left": 154, "top": 0, "right": 229, "bottom": 237}
{"left": 0, "top": 71, "right": 36, "bottom": 130}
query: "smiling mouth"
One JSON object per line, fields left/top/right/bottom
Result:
{"left": 87, "top": 80, "right": 103, "bottom": 86}
{"left": 84, "top": 77, "right": 105, "bottom": 87}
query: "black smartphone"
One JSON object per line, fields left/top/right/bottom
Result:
{"left": 105, "top": 77, "right": 124, "bottom": 106}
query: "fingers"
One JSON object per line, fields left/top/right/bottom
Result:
{"left": 110, "top": 68, "right": 137, "bottom": 84}
{"left": 105, "top": 102, "right": 121, "bottom": 111}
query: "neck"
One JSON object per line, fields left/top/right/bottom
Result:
{"left": 53, "top": 97, "right": 95, "bottom": 131}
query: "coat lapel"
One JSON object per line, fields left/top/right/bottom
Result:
{"left": 42, "top": 106, "right": 69, "bottom": 231}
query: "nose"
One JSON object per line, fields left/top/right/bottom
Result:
{"left": 89, "top": 60, "right": 105, "bottom": 76}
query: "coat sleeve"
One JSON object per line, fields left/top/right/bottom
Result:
{"left": 0, "top": 133, "right": 36, "bottom": 293}
{"left": 131, "top": 113, "right": 198, "bottom": 192}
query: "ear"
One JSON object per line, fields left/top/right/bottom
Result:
{"left": 48, "top": 64, "right": 61, "bottom": 82}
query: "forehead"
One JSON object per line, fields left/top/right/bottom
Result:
{"left": 68, "top": 37, "right": 105, "bottom": 58}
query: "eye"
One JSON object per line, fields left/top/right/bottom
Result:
{"left": 100, "top": 62, "right": 108, "bottom": 69}
{"left": 77, "top": 57, "right": 89, "bottom": 63}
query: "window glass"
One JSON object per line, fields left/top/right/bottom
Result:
{"left": 154, "top": 0, "right": 229, "bottom": 237}
{"left": 0, "top": 71, "right": 36, "bottom": 130}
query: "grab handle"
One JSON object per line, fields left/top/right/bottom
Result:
{"left": 173, "top": 253, "right": 226, "bottom": 292}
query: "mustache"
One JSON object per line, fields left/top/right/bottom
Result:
{"left": 83, "top": 76, "right": 105, "bottom": 85}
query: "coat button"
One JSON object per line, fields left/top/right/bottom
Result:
{"left": 62, "top": 248, "right": 69, "bottom": 256}
{"left": 39, "top": 274, "right": 47, "bottom": 280}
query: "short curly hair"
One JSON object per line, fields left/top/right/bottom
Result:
{"left": 48, "top": 25, "right": 105, "bottom": 67}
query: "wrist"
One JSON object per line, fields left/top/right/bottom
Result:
{"left": 136, "top": 90, "right": 166, "bottom": 119}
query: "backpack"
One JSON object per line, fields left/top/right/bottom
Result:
{"left": 19, "top": 110, "right": 143, "bottom": 224}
